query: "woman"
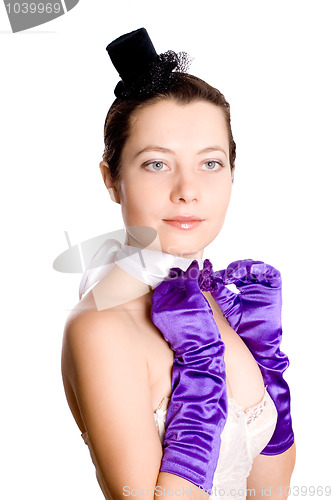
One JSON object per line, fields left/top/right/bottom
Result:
{"left": 61, "top": 28, "right": 296, "bottom": 500}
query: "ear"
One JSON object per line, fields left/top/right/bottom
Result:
{"left": 99, "top": 161, "right": 121, "bottom": 204}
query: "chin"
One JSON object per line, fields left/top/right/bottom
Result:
{"left": 160, "top": 227, "right": 219, "bottom": 257}
{"left": 158, "top": 237, "right": 205, "bottom": 259}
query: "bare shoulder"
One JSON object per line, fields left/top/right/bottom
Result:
{"left": 63, "top": 304, "right": 133, "bottom": 351}
{"left": 62, "top": 297, "right": 147, "bottom": 389}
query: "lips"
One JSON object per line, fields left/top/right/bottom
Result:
{"left": 163, "top": 215, "right": 205, "bottom": 230}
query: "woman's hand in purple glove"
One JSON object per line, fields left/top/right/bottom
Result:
{"left": 150, "top": 259, "right": 228, "bottom": 493}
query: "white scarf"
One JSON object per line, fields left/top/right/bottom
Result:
{"left": 79, "top": 238, "right": 205, "bottom": 300}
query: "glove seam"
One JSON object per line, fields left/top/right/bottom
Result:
{"left": 160, "top": 453, "right": 212, "bottom": 492}
{"left": 160, "top": 459, "right": 205, "bottom": 482}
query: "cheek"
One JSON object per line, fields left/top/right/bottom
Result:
{"left": 208, "top": 180, "right": 232, "bottom": 213}
{"left": 133, "top": 177, "right": 162, "bottom": 203}
{"left": 120, "top": 180, "right": 160, "bottom": 222}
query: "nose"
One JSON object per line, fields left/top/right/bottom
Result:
{"left": 169, "top": 169, "right": 199, "bottom": 204}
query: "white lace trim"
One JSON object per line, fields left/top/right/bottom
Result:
{"left": 227, "top": 391, "right": 268, "bottom": 425}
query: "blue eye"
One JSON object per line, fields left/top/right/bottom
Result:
{"left": 145, "top": 161, "right": 166, "bottom": 171}
{"left": 203, "top": 160, "right": 223, "bottom": 170}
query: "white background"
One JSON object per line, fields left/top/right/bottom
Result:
{"left": 1, "top": 0, "right": 332, "bottom": 498}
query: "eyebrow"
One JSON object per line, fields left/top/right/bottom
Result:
{"left": 134, "top": 145, "right": 228, "bottom": 159}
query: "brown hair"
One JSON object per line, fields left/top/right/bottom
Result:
{"left": 102, "top": 73, "right": 236, "bottom": 182}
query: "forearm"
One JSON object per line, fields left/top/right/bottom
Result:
{"left": 151, "top": 261, "right": 227, "bottom": 493}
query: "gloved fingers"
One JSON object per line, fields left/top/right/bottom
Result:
{"left": 183, "top": 260, "right": 205, "bottom": 296}
{"left": 223, "top": 259, "right": 281, "bottom": 288}
{"left": 151, "top": 270, "right": 185, "bottom": 306}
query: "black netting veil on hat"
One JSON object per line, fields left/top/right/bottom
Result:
{"left": 106, "top": 28, "right": 192, "bottom": 99}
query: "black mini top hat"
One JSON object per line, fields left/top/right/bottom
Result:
{"left": 106, "top": 28, "right": 158, "bottom": 86}
{"left": 106, "top": 28, "right": 191, "bottom": 99}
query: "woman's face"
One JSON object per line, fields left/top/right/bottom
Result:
{"left": 101, "top": 99, "right": 233, "bottom": 259}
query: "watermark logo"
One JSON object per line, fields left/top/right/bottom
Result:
{"left": 3, "top": 0, "right": 80, "bottom": 33}
{"left": 53, "top": 227, "right": 159, "bottom": 274}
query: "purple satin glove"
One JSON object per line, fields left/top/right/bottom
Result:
{"left": 150, "top": 260, "right": 228, "bottom": 493}
{"left": 210, "top": 259, "right": 294, "bottom": 455}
